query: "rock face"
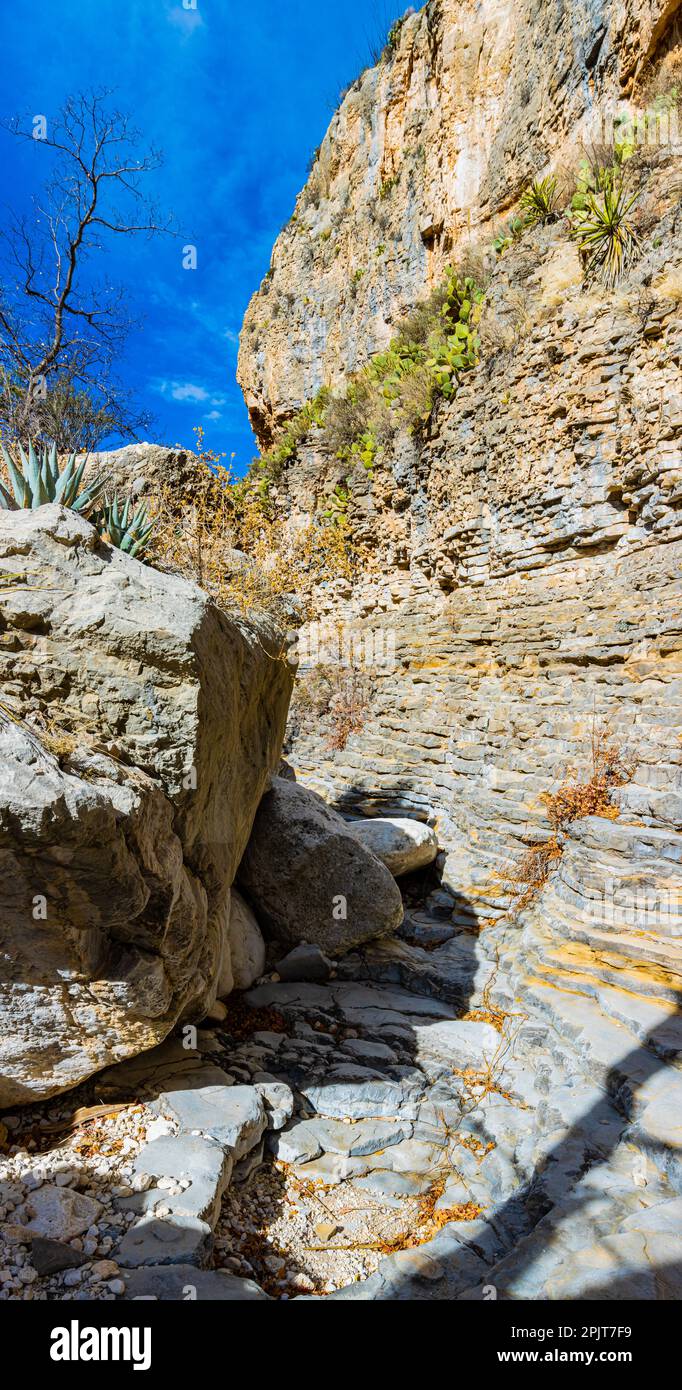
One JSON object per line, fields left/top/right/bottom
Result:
{"left": 0, "top": 506, "right": 292, "bottom": 1105}
{"left": 347, "top": 816, "right": 439, "bottom": 877}
{"left": 238, "top": 0, "right": 679, "bottom": 443}
{"left": 234, "top": 0, "right": 682, "bottom": 1300}
{"left": 237, "top": 776, "right": 404, "bottom": 954}
{"left": 85, "top": 443, "right": 199, "bottom": 500}
{"left": 246, "top": 4, "right": 682, "bottom": 1059}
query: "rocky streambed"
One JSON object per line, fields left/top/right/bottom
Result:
{"left": 2, "top": 874, "right": 679, "bottom": 1302}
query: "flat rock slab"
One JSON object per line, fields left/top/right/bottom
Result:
{"left": 122, "top": 1135, "right": 232, "bottom": 1225}
{"left": 99, "top": 1041, "right": 230, "bottom": 1101}
{"left": 301, "top": 1067, "right": 421, "bottom": 1121}
{"left": 303, "top": 1116, "right": 413, "bottom": 1157}
{"left": 25, "top": 1186, "right": 104, "bottom": 1242}
{"left": 544, "top": 1231, "right": 682, "bottom": 1300}
{"left": 270, "top": 1120, "right": 323, "bottom": 1165}
{"left": 619, "top": 1197, "right": 682, "bottom": 1237}
{"left": 122, "top": 1264, "right": 270, "bottom": 1301}
{"left": 340, "top": 1038, "right": 398, "bottom": 1065}
{"left": 412, "top": 1019, "right": 502, "bottom": 1069}
{"left": 30, "top": 1237, "right": 87, "bottom": 1276}
{"left": 353, "top": 1170, "right": 434, "bottom": 1200}
{"left": 293, "top": 1152, "right": 374, "bottom": 1184}
{"left": 160, "top": 1084, "right": 266, "bottom": 1159}
{"left": 116, "top": 1214, "right": 212, "bottom": 1269}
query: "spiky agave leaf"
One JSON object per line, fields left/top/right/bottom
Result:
{"left": 55, "top": 454, "right": 105, "bottom": 513}
{"left": 99, "top": 492, "right": 156, "bottom": 562}
{"left": 1, "top": 445, "right": 29, "bottom": 508}
{"left": 23, "top": 442, "right": 50, "bottom": 506}
{"left": 0, "top": 476, "right": 16, "bottom": 510}
{"left": 0, "top": 442, "right": 105, "bottom": 512}
{"left": 520, "top": 175, "right": 559, "bottom": 228}
{"left": 572, "top": 182, "right": 642, "bottom": 287}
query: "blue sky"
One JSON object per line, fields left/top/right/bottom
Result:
{"left": 0, "top": 0, "right": 410, "bottom": 472}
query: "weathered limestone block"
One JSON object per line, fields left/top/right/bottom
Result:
{"left": 0, "top": 506, "right": 293, "bottom": 1105}
{"left": 228, "top": 888, "right": 267, "bottom": 991}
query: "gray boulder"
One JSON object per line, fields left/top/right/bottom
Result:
{"left": 347, "top": 817, "right": 438, "bottom": 877}
{"left": 0, "top": 506, "right": 293, "bottom": 1106}
{"left": 225, "top": 888, "right": 266, "bottom": 993}
{"left": 238, "top": 777, "right": 403, "bottom": 954}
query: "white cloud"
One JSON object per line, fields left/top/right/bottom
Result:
{"left": 154, "top": 379, "right": 210, "bottom": 403}
{"left": 205, "top": 409, "right": 222, "bottom": 421}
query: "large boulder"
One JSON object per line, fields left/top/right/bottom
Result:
{"left": 0, "top": 506, "right": 293, "bottom": 1106}
{"left": 347, "top": 817, "right": 438, "bottom": 877}
{"left": 85, "top": 443, "right": 198, "bottom": 501}
{"left": 237, "top": 777, "right": 404, "bottom": 954}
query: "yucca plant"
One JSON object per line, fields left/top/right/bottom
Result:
{"left": 571, "top": 181, "right": 642, "bottom": 287}
{"left": 98, "top": 493, "right": 156, "bottom": 561}
{"left": 0, "top": 442, "right": 104, "bottom": 514}
{"left": 520, "top": 175, "right": 559, "bottom": 228}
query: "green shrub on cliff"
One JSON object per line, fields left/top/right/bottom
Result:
{"left": 571, "top": 181, "right": 642, "bottom": 287}
{"left": 251, "top": 267, "right": 484, "bottom": 503}
{"left": 520, "top": 176, "right": 560, "bottom": 228}
{"left": 255, "top": 388, "right": 330, "bottom": 483}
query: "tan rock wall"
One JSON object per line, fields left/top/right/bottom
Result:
{"left": 238, "top": 0, "right": 680, "bottom": 444}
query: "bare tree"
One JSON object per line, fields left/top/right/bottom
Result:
{"left": 0, "top": 89, "right": 172, "bottom": 449}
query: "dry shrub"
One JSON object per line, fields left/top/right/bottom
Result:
{"left": 504, "top": 836, "right": 564, "bottom": 912}
{"left": 540, "top": 724, "right": 633, "bottom": 831}
{"left": 149, "top": 435, "right": 354, "bottom": 624}
{"left": 477, "top": 308, "right": 516, "bottom": 358}
{"left": 286, "top": 663, "right": 373, "bottom": 751}
{"left": 324, "top": 667, "right": 372, "bottom": 750}
{"left": 321, "top": 381, "right": 373, "bottom": 456}
{"left": 638, "top": 41, "right": 682, "bottom": 109}
{"left": 500, "top": 723, "right": 633, "bottom": 914}
{"left": 397, "top": 284, "right": 449, "bottom": 345}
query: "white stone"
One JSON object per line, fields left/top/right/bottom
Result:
{"left": 347, "top": 817, "right": 439, "bottom": 877}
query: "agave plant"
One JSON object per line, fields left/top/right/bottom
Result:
{"left": 571, "top": 181, "right": 642, "bottom": 287}
{"left": 98, "top": 493, "right": 156, "bottom": 561}
{"left": 520, "top": 175, "right": 559, "bottom": 228}
{"left": 0, "top": 442, "right": 104, "bottom": 514}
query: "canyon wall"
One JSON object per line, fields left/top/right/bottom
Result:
{"left": 238, "top": 0, "right": 682, "bottom": 444}
{"left": 238, "top": 0, "right": 682, "bottom": 1184}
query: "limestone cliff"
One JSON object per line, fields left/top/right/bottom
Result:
{"left": 238, "top": 0, "right": 682, "bottom": 445}
{"left": 238, "top": 0, "right": 682, "bottom": 1226}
